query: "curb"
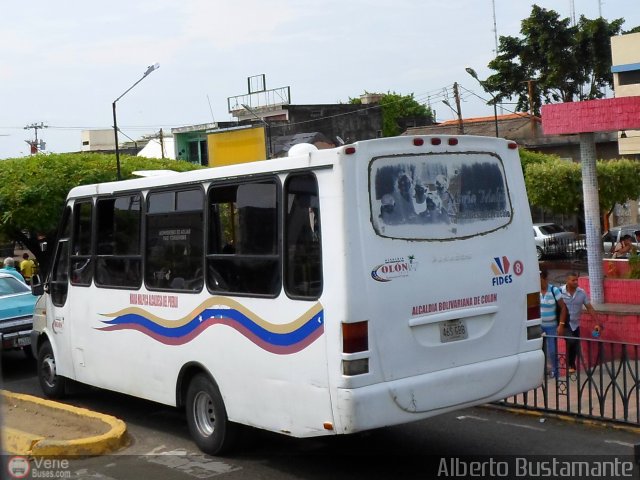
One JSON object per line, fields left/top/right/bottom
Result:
{"left": 1, "top": 390, "right": 128, "bottom": 456}
{"left": 484, "top": 403, "right": 640, "bottom": 435}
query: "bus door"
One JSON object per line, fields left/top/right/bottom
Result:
{"left": 45, "top": 205, "right": 76, "bottom": 379}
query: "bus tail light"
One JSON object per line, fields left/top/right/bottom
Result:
{"left": 413, "top": 138, "right": 424, "bottom": 146}
{"left": 342, "top": 321, "right": 369, "bottom": 376}
{"left": 344, "top": 146, "right": 356, "bottom": 155}
{"left": 508, "top": 142, "right": 518, "bottom": 150}
{"left": 526, "top": 292, "right": 540, "bottom": 320}
{"left": 431, "top": 138, "right": 442, "bottom": 145}
{"left": 342, "top": 321, "right": 368, "bottom": 353}
{"left": 448, "top": 138, "right": 459, "bottom": 146}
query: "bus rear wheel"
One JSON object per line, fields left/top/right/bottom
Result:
{"left": 37, "top": 341, "right": 67, "bottom": 398}
{"left": 186, "top": 373, "right": 237, "bottom": 455}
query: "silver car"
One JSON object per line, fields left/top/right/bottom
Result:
{"left": 533, "top": 223, "right": 577, "bottom": 260}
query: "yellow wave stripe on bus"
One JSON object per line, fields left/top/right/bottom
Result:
{"left": 102, "top": 297, "right": 324, "bottom": 334}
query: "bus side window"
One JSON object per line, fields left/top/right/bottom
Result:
{"left": 95, "top": 194, "right": 143, "bottom": 289}
{"left": 284, "top": 173, "right": 322, "bottom": 299}
{"left": 70, "top": 200, "right": 93, "bottom": 286}
{"left": 51, "top": 241, "right": 70, "bottom": 307}
{"left": 50, "top": 206, "right": 72, "bottom": 307}
{"left": 145, "top": 188, "right": 204, "bottom": 292}
{"left": 207, "top": 180, "right": 280, "bottom": 296}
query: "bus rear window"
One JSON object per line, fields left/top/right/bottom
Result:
{"left": 369, "top": 153, "right": 512, "bottom": 240}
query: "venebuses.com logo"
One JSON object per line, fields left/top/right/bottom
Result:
{"left": 7, "top": 456, "right": 30, "bottom": 479}
{"left": 7, "top": 456, "right": 71, "bottom": 479}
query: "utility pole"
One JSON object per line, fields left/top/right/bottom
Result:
{"left": 24, "top": 122, "right": 48, "bottom": 154}
{"left": 527, "top": 80, "right": 536, "bottom": 136}
{"left": 159, "top": 128, "right": 165, "bottom": 159}
{"left": 453, "top": 82, "right": 464, "bottom": 135}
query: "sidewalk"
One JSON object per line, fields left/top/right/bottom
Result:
{"left": 1, "top": 390, "right": 127, "bottom": 456}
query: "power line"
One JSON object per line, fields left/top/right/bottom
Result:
{"left": 1, "top": 83, "right": 461, "bottom": 135}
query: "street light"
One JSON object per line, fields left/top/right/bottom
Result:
{"left": 465, "top": 67, "right": 499, "bottom": 138}
{"left": 112, "top": 63, "right": 160, "bottom": 180}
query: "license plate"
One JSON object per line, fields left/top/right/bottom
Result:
{"left": 17, "top": 337, "right": 31, "bottom": 347}
{"left": 439, "top": 319, "right": 468, "bottom": 343}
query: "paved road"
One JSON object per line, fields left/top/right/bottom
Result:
{"left": 2, "top": 350, "right": 639, "bottom": 479}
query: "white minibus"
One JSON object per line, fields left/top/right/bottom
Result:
{"left": 31, "top": 135, "right": 543, "bottom": 455}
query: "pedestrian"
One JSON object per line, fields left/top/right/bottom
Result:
{"left": 0, "top": 257, "right": 27, "bottom": 283}
{"left": 559, "top": 272, "right": 598, "bottom": 374}
{"left": 539, "top": 267, "right": 567, "bottom": 378}
{"left": 612, "top": 234, "right": 636, "bottom": 258}
{"left": 19, "top": 252, "right": 36, "bottom": 285}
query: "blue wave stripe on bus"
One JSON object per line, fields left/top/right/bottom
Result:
{"left": 101, "top": 308, "right": 324, "bottom": 346}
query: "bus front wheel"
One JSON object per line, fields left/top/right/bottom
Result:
{"left": 185, "top": 373, "right": 237, "bottom": 455}
{"left": 37, "top": 341, "right": 67, "bottom": 398}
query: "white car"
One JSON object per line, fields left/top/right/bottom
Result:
{"left": 533, "top": 223, "right": 577, "bottom": 260}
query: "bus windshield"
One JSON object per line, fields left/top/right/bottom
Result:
{"left": 369, "top": 152, "right": 512, "bottom": 240}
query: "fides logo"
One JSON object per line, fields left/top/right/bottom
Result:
{"left": 490, "top": 256, "right": 524, "bottom": 286}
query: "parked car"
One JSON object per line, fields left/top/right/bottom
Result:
{"left": 0, "top": 272, "right": 37, "bottom": 355}
{"left": 532, "top": 223, "right": 578, "bottom": 260}
{"left": 602, "top": 224, "right": 640, "bottom": 257}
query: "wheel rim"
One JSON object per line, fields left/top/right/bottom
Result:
{"left": 41, "top": 354, "right": 57, "bottom": 388}
{"left": 193, "top": 391, "right": 215, "bottom": 437}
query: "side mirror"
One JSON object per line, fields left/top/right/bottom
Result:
{"left": 31, "top": 274, "right": 45, "bottom": 296}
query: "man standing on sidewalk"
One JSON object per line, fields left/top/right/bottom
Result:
{"left": 19, "top": 253, "right": 36, "bottom": 285}
{"left": 559, "top": 272, "right": 598, "bottom": 373}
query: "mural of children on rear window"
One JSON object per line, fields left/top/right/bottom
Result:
{"left": 380, "top": 172, "right": 419, "bottom": 224}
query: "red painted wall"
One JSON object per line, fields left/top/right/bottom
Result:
{"left": 542, "top": 96, "right": 640, "bottom": 134}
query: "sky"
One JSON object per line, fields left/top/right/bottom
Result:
{"left": 1, "top": 0, "right": 639, "bottom": 159}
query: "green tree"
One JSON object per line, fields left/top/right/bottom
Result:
{"left": 485, "top": 5, "right": 625, "bottom": 114}
{"left": 0, "top": 153, "right": 202, "bottom": 272}
{"left": 350, "top": 91, "right": 432, "bottom": 137}
{"left": 523, "top": 153, "right": 640, "bottom": 220}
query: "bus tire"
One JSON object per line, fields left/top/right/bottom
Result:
{"left": 186, "top": 373, "right": 237, "bottom": 455}
{"left": 38, "top": 341, "right": 67, "bottom": 399}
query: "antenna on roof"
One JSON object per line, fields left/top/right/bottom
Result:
{"left": 569, "top": 0, "right": 576, "bottom": 26}
{"left": 491, "top": 0, "right": 499, "bottom": 57}
{"left": 207, "top": 95, "right": 216, "bottom": 123}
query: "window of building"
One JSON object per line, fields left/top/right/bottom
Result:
{"left": 207, "top": 180, "right": 280, "bottom": 296}
{"left": 95, "top": 194, "right": 142, "bottom": 289}
{"left": 284, "top": 173, "right": 322, "bottom": 298}
{"left": 70, "top": 200, "right": 93, "bottom": 286}
{"left": 200, "top": 140, "right": 209, "bottom": 166}
{"left": 618, "top": 70, "right": 640, "bottom": 86}
{"left": 146, "top": 188, "right": 204, "bottom": 292}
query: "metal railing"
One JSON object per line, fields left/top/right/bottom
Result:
{"left": 500, "top": 335, "right": 640, "bottom": 426}
{"left": 538, "top": 236, "right": 588, "bottom": 262}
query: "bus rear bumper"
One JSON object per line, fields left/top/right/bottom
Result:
{"left": 334, "top": 349, "right": 544, "bottom": 434}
